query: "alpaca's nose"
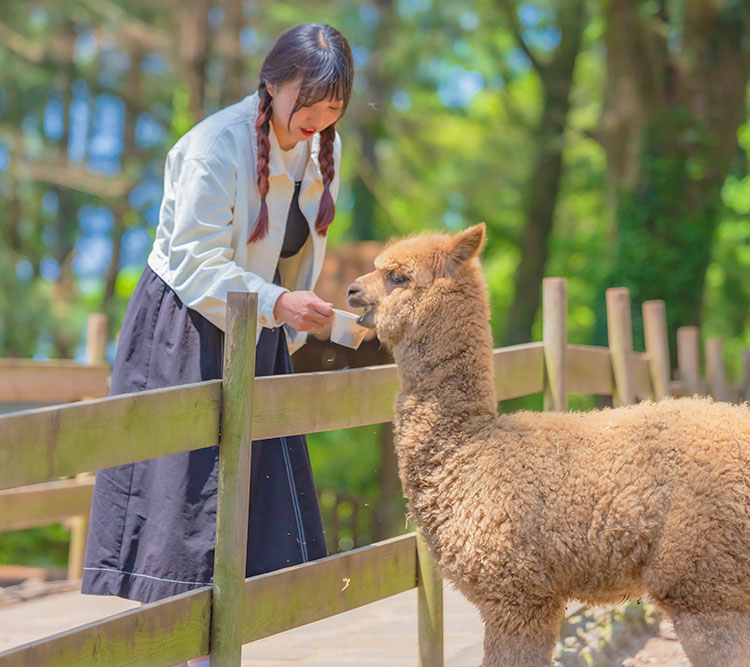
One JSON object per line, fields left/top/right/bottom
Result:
{"left": 347, "top": 281, "right": 367, "bottom": 308}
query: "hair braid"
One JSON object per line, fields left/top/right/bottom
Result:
{"left": 248, "top": 86, "right": 273, "bottom": 244}
{"left": 314, "top": 124, "right": 337, "bottom": 236}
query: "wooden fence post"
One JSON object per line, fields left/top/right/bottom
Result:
{"left": 705, "top": 338, "right": 728, "bottom": 402}
{"left": 606, "top": 288, "right": 635, "bottom": 407}
{"left": 742, "top": 349, "right": 750, "bottom": 402}
{"left": 66, "top": 500, "right": 88, "bottom": 581}
{"left": 67, "top": 313, "right": 109, "bottom": 581}
{"left": 642, "top": 300, "right": 671, "bottom": 400}
{"left": 677, "top": 326, "right": 701, "bottom": 397}
{"left": 543, "top": 278, "right": 567, "bottom": 412}
{"left": 211, "top": 292, "right": 257, "bottom": 665}
{"left": 417, "top": 532, "right": 443, "bottom": 667}
{"left": 86, "top": 313, "right": 109, "bottom": 364}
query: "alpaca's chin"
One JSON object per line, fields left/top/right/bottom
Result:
{"left": 356, "top": 308, "right": 376, "bottom": 329}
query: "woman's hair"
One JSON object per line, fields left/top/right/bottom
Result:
{"left": 249, "top": 23, "right": 354, "bottom": 243}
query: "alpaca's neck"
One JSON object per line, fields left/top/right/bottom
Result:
{"left": 391, "top": 283, "right": 497, "bottom": 548}
{"left": 392, "top": 284, "right": 497, "bottom": 430}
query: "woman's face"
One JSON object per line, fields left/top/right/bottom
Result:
{"left": 267, "top": 79, "right": 343, "bottom": 150}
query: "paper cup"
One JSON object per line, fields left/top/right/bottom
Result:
{"left": 330, "top": 308, "right": 368, "bottom": 349}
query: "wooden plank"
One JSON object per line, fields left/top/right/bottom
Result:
{"left": 241, "top": 534, "right": 417, "bottom": 644}
{"left": 566, "top": 345, "right": 613, "bottom": 396}
{"left": 212, "top": 293, "right": 257, "bottom": 665}
{"left": 2, "top": 341, "right": 608, "bottom": 494}
{"left": 417, "top": 533, "right": 444, "bottom": 667}
{"left": 0, "top": 587, "right": 211, "bottom": 667}
{"left": 0, "top": 381, "right": 221, "bottom": 491}
{"left": 543, "top": 279, "right": 567, "bottom": 411}
{"left": 0, "top": 478, "right": 95, "bottom": 532}
{"left": 251, "top": 364, "right": 400, "bottom": 439}
{"left": 252, "top": 344, "right": 545, "bottom": 440}
{"left": 1, "top": 345, "right": 542, "bottom": 491}
{"left": 0, "top": 360, "right": 110, "bottom": 402}
{"left": 493, "top": 343, "right": 545, "bottom": 401}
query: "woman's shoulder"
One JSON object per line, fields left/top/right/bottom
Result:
{"left": 168, "top": 93, "right": 258, "bottom": 167}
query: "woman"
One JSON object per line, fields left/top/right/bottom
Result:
{"left": 81, "top": 22, "right": 354, "bottom": 626}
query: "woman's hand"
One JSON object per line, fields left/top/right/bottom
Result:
{"left": 273, "top": 291, "right": 333, "bottom": 331}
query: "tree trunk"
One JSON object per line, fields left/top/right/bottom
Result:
{"left": 179, "top": 0, "right": 210, "bottom": 121}
{"left": 500, "top": 0, "right": 586, "bottom": 346}
{"left": 219, "top": 0, "right": 244, "bottom": 107}
{"left": 350, "top": 0, "right": 394, "bottom": 242}
{"left": 101, "top": 45, "right": 144, "bottom": 337}
{"left": 51, "top": 18, "right": 78, "bottom": 359}
{"left": 595, "top": 0, "right": 750, "bottom": 357}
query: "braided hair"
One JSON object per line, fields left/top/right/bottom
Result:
{"left": 249, "top": 85, "right": 273, "bottom": 243}
{"left": 249, "top": 23, "right": 354, "bottom": 244}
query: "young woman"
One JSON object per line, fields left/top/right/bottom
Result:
{"left": 81, "top": 22, "right": 354, "bottom": 629}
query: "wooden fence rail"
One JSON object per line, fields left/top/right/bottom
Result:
{"left": 0, "top": 282, "right": 749, "bottom": 666}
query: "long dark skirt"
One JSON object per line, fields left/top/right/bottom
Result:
{"left": 81, "top": 265, "right": 327, "bottom": 603}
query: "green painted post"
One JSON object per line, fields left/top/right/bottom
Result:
{"left": 416, "top": 532, "right": 443, "bottom": 667}
{"left": 211, "top": 292, "right": 257, "bottom": 665}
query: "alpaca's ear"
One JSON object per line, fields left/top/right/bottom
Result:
{"left": 445, "top": 223, "right": 486, "bottom": 274}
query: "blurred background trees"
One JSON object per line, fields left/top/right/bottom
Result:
{"left": 1, "top": 0, "right": 749, "bottom": 561}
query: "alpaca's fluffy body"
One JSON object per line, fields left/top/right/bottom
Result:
{"left": 348, "top": 225, "right": 750, "bottom": 666}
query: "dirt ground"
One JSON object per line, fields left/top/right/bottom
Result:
{"left": 620, "top": 619, "right": 690, "bottom": 667}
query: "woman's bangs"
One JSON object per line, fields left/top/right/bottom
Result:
{"left": 293, "top": 59, "right": 350, "bottom": 112}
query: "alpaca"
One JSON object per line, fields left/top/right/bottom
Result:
{"left": 347, "top": 224, "right": 750, "bottom": 667}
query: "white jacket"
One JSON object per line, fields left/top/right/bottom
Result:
{"left": 147, "top": 91, "right": 342, "bottom": 354}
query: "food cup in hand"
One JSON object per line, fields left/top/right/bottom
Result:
{"left": 330, "top": 309, "right": 368, "bottom": 349}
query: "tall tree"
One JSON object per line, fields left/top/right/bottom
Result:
{"left": 596, "top": 0, "right": 750, "bottom": 354}
{"left": 499, "top": 0, "right": 587, "bottom": 346}
{"left": 180, "top": 0, "right": 211, "bottom": 122}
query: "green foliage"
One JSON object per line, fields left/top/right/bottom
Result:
{"left": 307, "top": 424, "right": 382, "bottom": 502}
{"left": 592, "top": 107, "right": 727, "bottom": 359}
{"left": 0, "top": 525, "right": 70, "bottom": 568}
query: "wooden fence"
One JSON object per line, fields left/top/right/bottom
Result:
{"left": 0, "top": 281, "right": 748, "bottom": 666}
{"left": 0, "top": 314, "right": 109, "bottom": 581}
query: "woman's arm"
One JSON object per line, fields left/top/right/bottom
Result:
{"left": 162, "top": 152, "right": 288, "bottom": 332}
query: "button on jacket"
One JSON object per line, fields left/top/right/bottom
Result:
{"left": 147, "top": 91, "right": 342, "bottom": 354}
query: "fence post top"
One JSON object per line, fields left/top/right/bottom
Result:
{"left": 543, "top": 277, "right": 566, "bottom": 286}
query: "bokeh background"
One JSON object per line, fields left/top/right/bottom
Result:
{"left": 1, "top": 0, "right": 749, "bottom": 570}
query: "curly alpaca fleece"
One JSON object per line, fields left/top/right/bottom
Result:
{"left": 348, "top": 224, "right": 750, "bottom": 667}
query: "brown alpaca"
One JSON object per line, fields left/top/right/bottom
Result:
{"left": 347, "top": 224, "right": 750, "bottom": 667}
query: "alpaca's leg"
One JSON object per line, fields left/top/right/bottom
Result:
{"left": 479, "top": 599, "right": 564, "bottom": 667}
{"left": 667, "top": 607, "right": 750, "bottom": 667}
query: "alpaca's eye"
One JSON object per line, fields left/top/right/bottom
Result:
{"left": 389, "top": 272, "right": 408, "bottom": 286}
